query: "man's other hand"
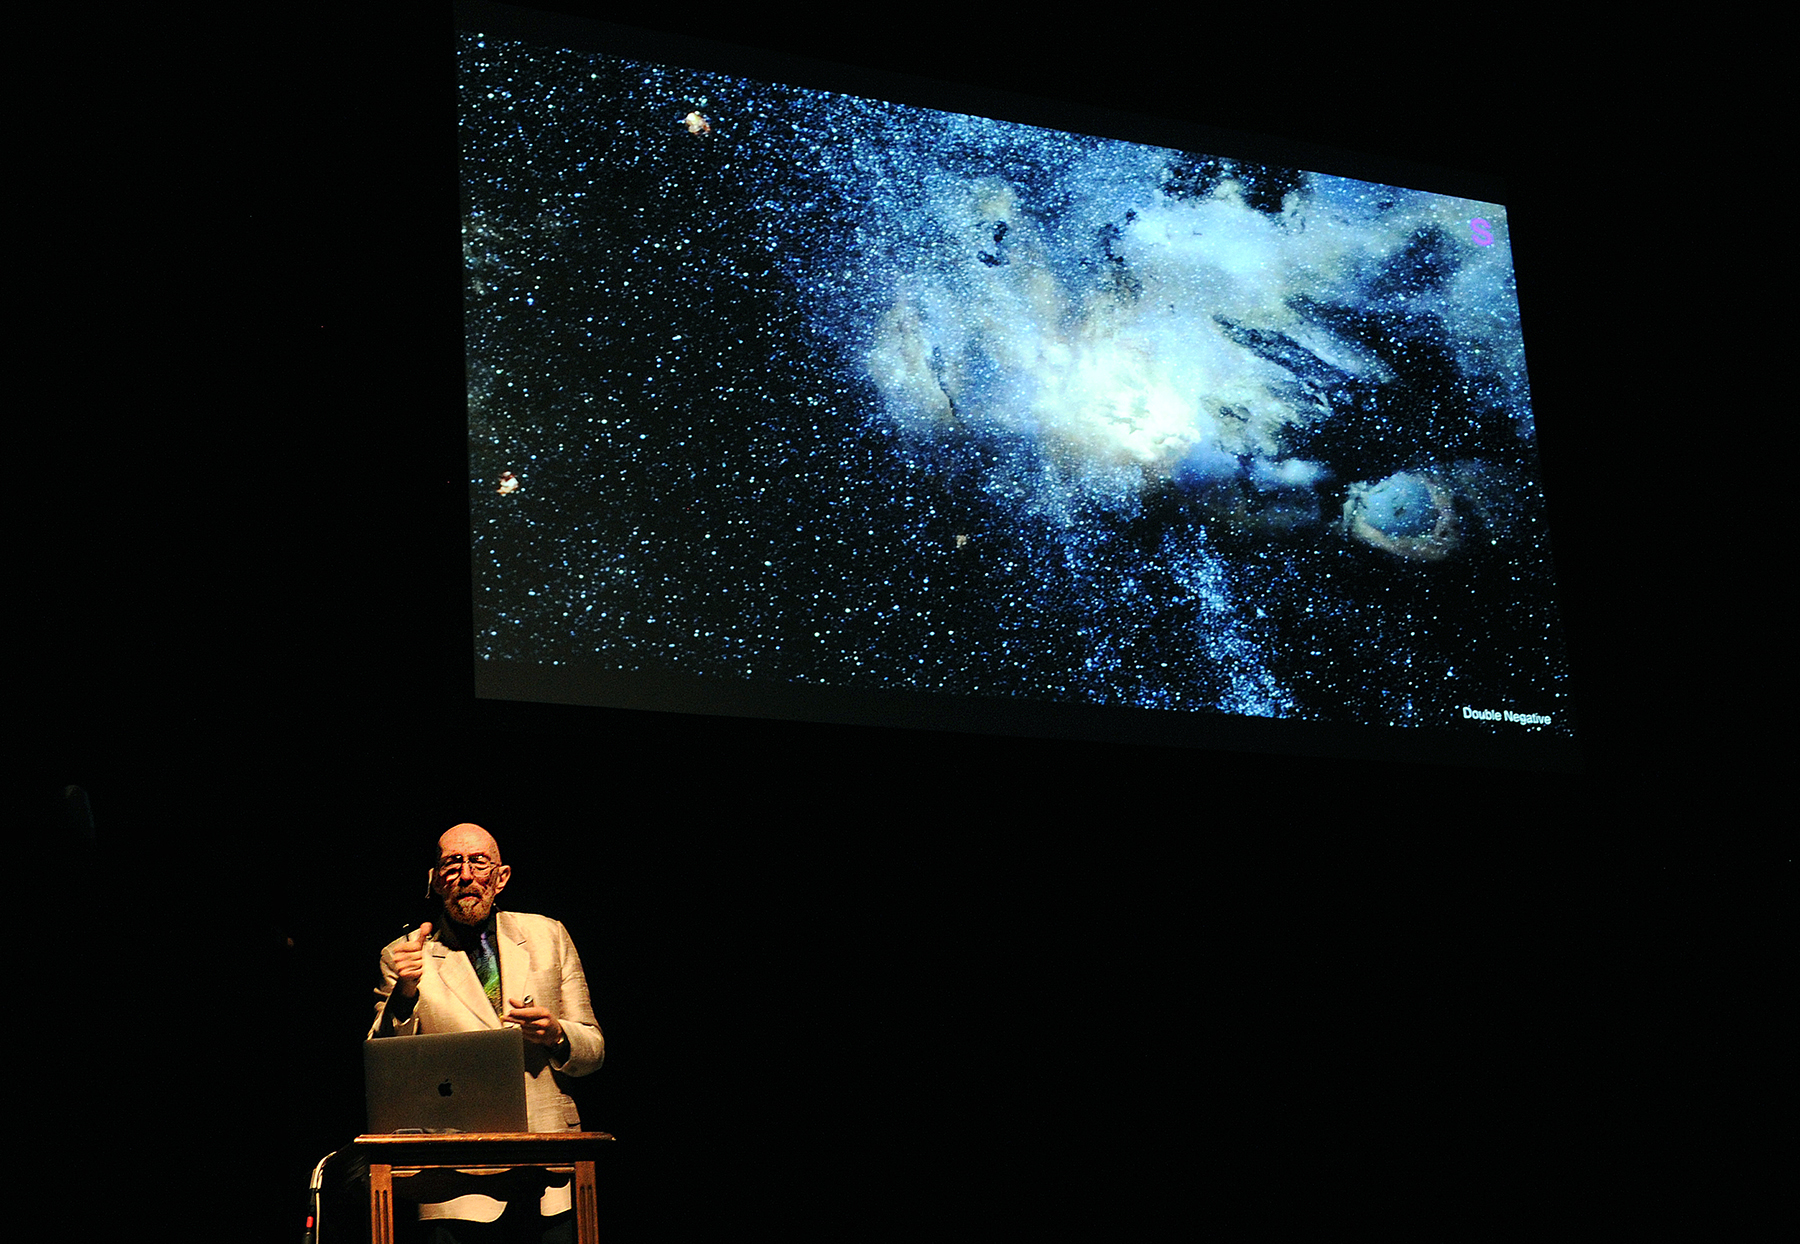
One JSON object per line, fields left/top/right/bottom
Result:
{"left": 504, "top": 998, "right": 565, "bottom": 1048}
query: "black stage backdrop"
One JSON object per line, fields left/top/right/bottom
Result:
{"left": 26, "top": 5, "right": 1780, "bottom": 1240}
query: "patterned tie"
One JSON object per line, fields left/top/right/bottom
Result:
{"left": 473, "top": 930, "right": 502, "bottom": 1015}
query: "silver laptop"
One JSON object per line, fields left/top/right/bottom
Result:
{"left": 364, "top": 1028, "right": 529, "bottom": 1134}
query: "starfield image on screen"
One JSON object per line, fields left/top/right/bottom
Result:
{"left": 460, "top": 29, "right": 1573, "bottom": 743}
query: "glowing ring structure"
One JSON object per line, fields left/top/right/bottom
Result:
{"left": 1341, "top": 471, "right": 1458, "bottom": 562}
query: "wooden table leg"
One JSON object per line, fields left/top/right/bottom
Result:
{"left": 574, "top": 1159, "right": 598, "bottom": 1242}
{"left": 368, "top": 1163, "right": 396, "bottom": 1244}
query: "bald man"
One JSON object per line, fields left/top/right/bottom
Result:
{"left": 369, "top": 824, "right": 603, "bottom": 1243}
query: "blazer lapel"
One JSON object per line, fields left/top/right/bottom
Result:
{"left": 495, "top": 911, "right": 531, "bottom": 1018}
{"left": 429, "top": 929, "right": 502, "bottom": 1030}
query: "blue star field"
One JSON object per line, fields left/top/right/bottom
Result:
{"left": 460, "top": 32, "right": 1574, "bottom": 736}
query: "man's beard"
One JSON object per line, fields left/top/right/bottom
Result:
{"left": 442, "top": 886, "right": 496, "bottom": 925}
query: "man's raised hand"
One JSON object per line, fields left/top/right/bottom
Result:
{"left": 393, "top": 921, "right": 433, "bottom": 998}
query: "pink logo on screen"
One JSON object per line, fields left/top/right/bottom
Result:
{"left": 1470, "top": 219, "right": 1494, "bottom": 246}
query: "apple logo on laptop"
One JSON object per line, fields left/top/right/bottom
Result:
{"left": 438, "top": 1079, "right": 454, "bottom": 1097}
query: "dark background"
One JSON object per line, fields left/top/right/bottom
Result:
{"left": 27, "top": 4, "right": 1779, "bottom": 1238}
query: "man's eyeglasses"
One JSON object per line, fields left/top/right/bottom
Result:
{"left": 436, "top": 854, "right": 499, "bottom": 878}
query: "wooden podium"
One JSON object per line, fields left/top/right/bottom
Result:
{"left": 351, "top": 1132, "right": 615, "bottom": 1243}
